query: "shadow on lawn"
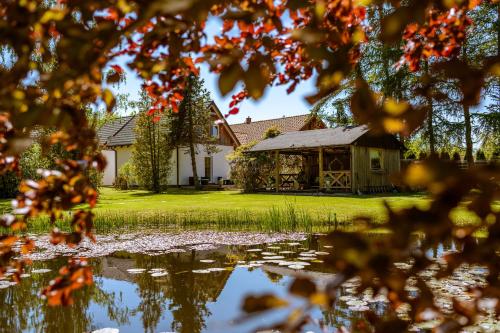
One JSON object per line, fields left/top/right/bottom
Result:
{"left": 127, "top": 189, "right": 215, "bottom": 197}
{"left": 225, "top": 191, "right": 427, "bottom": 200}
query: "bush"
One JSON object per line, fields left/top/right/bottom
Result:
{"left": 227, "top": 142, "right": 274, "bottom": 192}
{"left": 452, "top": 151, "right": 461, "bottom": 161}
{"left": 404, "top": 151, "right": 416, "bottom": 159}
{"left": 475, "top": 149, "right": 486, "bottom": 161}
{"left": 0, "top": 143, "right": 53, "bottom": 198}
{"left": 114, "top": 162, "right": 136, "bottom": 190}
{"left": 439, "top": 150, "right": 450, "bottom": 160}
{"left": 418, "top": 151, "right": 428, "bottom": 160}
{"left": 262, "top": 125, "right": 281, "bottom": 139}
{"left": 492, "top": 146, "right": 500, "bottom": 161}
{"left": 0, "top": 172, "right": 19, "bottom": 199}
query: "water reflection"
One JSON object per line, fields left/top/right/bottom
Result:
{"left": 0, "top": 235, "right": 486, "bottom": 333}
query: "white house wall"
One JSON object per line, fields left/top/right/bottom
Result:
{"left": 116, "top": 146, "right": 133, "bottom": 175}
{"left": 176, "top": 144, "right": 233, "bottom": 185}
{"left": 212, "top": 145, "right": 233, "bottom": 181}
{"left": 102, "top": 144, "right": 233, "bottom": 186}
{"left": 101, "top": 150, "right": 116, "bottom": 186}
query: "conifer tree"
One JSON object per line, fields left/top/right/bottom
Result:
{"left": 169, "top": 75, "right": 214, "bottom": 190}
{"left": 132, "top": 92, "right": 173, "bottom": 193}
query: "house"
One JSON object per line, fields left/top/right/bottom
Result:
{"left": 248, "top": 125, "right": 403, "bottom": 193}
{"left": 98, "top": 103, "right": 327, "bottom": 187}
{"left": 99, "top": 102, "right": 239, "bottom": 186}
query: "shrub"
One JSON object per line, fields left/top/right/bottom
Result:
{"left": 475, "top": 149, "right": 486, "bottom": 161}
{"left": 418, "top": 151, "right": 428, "bottom": 160}
{"left": 262, "top": 125, "right": 282, "bottom": 139}
{"left": 227, "top": 142, "right": 274, "bottom": 192}
{"left": 439, "top": 150, "right": 450, "bottom": 160}
{"left": 492, "top": 146, "right": 500, "bottom": 161}
{"left": 114, "top": 162, "right": 136, "bottom": 190}
{"left": 452, "top": 151, "right": 461, "bottom": 161}
{"left": 404, "top": 151, "right": 416, "bottom": 159}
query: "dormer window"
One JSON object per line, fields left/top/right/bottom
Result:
{"left": 211, "top": 124, "right": 219, "bottom": 138}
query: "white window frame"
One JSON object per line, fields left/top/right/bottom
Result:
{"left": 211, "top": 124, "right": 220, "bottom": 138}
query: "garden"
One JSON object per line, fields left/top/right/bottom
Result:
{"left": 0, "top": 1, "right": 499, "bottom": 333}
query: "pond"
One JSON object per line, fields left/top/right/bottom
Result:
{"left": 0, "top": 234, "right": 497, "bottom": 333}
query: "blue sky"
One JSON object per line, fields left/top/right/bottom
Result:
{"left": 108, "top": 15, "right": 317, "bottom": 125}
{"left": 109, "top": 58, "right": 317, "bottom": 125}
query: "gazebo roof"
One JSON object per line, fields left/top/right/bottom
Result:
{"left": 248, "top": 125, "right": 370, "bottom": 152}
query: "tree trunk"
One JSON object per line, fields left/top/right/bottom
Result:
{"left": 427, "top": 100, "right": 436, "bottom": 156}
{"left": 147, "top": 120, "right": 159, "bottom": 193}
{"left": 464, "top": 104, "right": 474, "bottom": 165}
{"left": 424, "top": 61, "right": 436, "bottom": 156}
{"left": 462, "top": 42, "right": 474, "bottom": 166}
{"left": 187, "top": 97, "right": 200, "bottom": 190}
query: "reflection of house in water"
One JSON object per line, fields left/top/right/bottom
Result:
{"left": 99, "top": 250, "right": 233, "bottom": 302}
{"left": 98, "top": 249, "right": 236, "bottom": 333}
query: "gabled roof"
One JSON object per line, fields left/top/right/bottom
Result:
{"left": 106, "top": 115, "right": 137, "bottom": 147}
{"left": 97, "top": 115, "right": 135, "bottom": 145}
{"left": 229, "top": 114, "right": 321, "bottom": 145}
{"left": 97, "top": 115, "right": 137, "bottom": 147}
{"left": 97, "top": 102, "right": 240, "bottom": 147}
{"left": 209, "top": 102, "right": 240, "bottom": 146}
{"left": 249, "top": 126, "right": 371, "bottom": 152}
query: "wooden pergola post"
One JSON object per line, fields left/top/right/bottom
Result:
{"left": 319, "top": 147, "right": 324, "bottom": 189}
{"left": 275, "top": 150, "right": 280, "bottom": 192}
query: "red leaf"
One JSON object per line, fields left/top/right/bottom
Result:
{"left": 110, "top": 65, "right": 124, "bottom": 74}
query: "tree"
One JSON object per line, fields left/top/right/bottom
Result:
{"left": 227, "top": 142, "right": 274, "bottom": 192}
{"left": 169, "top": 74, "right": 214, "bottom": 190}
{"left": 131, "top": 92, "right": 173, "bottom": 193}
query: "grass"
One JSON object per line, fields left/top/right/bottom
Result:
{"left": 0, "top": 187, "right": 490, "bottom": 234}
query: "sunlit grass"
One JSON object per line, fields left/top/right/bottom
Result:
{"left": 1, "top": 187, "right": 493, "bottom": 234}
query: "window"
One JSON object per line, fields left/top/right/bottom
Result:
{"left": 211, "top": 125, "right": 219, "bottom": 138}
{"left": 370, "top": 149, "right": 382, "bottom": 170}
{"left": 204, "top": 156, "right": 212, "bottom": 179}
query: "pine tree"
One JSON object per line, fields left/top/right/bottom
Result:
{"left": 132, "top": 92, "right": 173, "bottom": 193}
{"left": 169, "top": 74, "right": 214, "bottom": 190}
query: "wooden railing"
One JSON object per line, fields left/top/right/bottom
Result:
{"left": 256, "top": 173, "right": 300, "bottom": 190}
{"left": 279, "top": 173, "right": 299, "bottom": 190}
{"left": 322, "top": 171, "right": 351, "bottom": 190}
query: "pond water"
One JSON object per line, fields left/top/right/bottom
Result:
{"left": 0, "top": 235, "right": 496, "bottom": 333}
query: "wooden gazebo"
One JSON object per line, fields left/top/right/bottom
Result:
{"left": 248, "top": 126, "right": 403, "bottom": 193}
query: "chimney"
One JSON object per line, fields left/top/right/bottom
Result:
{"left": 245, "top": 116, "right": 252, "bottom": 124}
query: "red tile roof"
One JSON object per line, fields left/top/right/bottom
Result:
{"left": 229, "top": 114, "right": 321, "bottom": 145}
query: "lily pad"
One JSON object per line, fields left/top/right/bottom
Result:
{"left": 192, "top": 269, "right": 211, "bottom": 274}
{"left": 262, "top": 256, "right": 285, "bottom": 260}
{"left": 288, "top": 264, "right": 305, "bottom": 270}
{"left": 127, "top": 269, "right": 147, "bottom": 274}
{"left": 31, "top": 269, "right": 52, "bottom": 274}
{"left": 151, "top": 272, "right": 168, "bottom": 277}
{"left": 200, "top": 259, "right": 215, "bottom": 263}
{"left": 207, "top": 268, "right": 227, "bottom": 272}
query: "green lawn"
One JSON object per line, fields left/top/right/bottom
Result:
{"left": 94, "top": 187, "right": 428, "bottom": 219}
{"left": 0, "top": 188, "right": 486, "bottom": 233}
